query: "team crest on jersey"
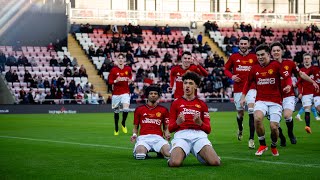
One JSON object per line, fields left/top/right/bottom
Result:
{"left": 268, "top": 69, "right": 273, "bottom": 75}
{"left": 195, "top": 104, "right": 201, "bottom": 108}
{"left": 125, "top": 71, "right": 128, "bottom": 75}
{"left": 249, "top": 59, "right": 253, "bottom": 63}
{"left": 156, "top": 112, "right": 161, "bottom": 117}
{"left": 284, "top": 66, "right": 289, "bottom": 70}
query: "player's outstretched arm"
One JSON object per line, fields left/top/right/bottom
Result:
{"left": 130, "top": 125, "right": 139, "bottom": 143}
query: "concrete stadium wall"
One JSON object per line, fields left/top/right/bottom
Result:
{"left": 0, "top": 103, "right": 303, "bottom": 114}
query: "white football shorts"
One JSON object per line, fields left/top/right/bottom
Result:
{"left": 254, "top": 101, "right": 283, "bottom": 123}
{"left": 133, "top": 134, "right": 169, "bottom": 155}
{"left": 302, "top": 94, "right": 313, "bottom": 107}
{"left": 234, "top": 89, "right": 256, "bottom": 110}
{"left": 282, "top": 96, "right": 296, "bottom": 111}
{"left": 314, "top": 96, "right": 320, "bottom": 107}
{"left": 111, "top": 93, "right": 130, "bottom": 109}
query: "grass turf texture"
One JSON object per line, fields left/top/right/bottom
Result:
{"left": 0, "top": 112, "right": 319, "bottom": 179}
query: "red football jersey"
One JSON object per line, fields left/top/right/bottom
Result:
{"left": 134, "top": 104, "right": 169, "bottom": 137}
{"left": 297, "top": 66, "right": 316, "bottom": 95}
{"left": 170, "top": 64, "right": 208, "bottom": 99}
{"left": 224, "top": 52, "right": 258, "bottom": 93}
{"left": 108, "top": 65, "right": 132, "bottom": 95}
{"left": 169, "top": 97, "right": 211, "bottom": 134}
{"left": 243, "top": 60, "right": 291, "bottom": 105}
{"left": 312, "top": 67, "right": 320, "bottom": 96}
{"left": 280, "top": 59, "right": 300, "bottom": 98}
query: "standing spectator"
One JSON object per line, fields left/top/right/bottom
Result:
{"left": 164, "top": 24, "right": 171, "bottom": 35}
{"left": 197, "top": 32, "right": 203, "bottom": 44}
{"left": 0, "top": 50, "right": 6, "bottom": 72}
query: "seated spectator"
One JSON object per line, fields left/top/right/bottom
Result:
{"left": 71, "top": 57, "right": 78, "bottom": 67}
{"left": 79, "top": 65, "right": 88, "bottom": 77}
{"left": 267, "top": 27, "right": 274, "bottom": 36}
{"left": 34, "top": 91, "right": 41, "bottom": 104}
{"left": 64, "top": 65, "right": 72, "bottom": 77}
{"left": 157, "top": 38, "right": 165, "bottom": 48}
{"left": 246, "top": 23, "right": 252, "bottom": 32}
{"left": 233, "top": 22, "right": 240, "bottom": 32}
{"left": 50, "top": 55, "right": 59, "bottom": 66}
{"left": 83, "top": 82, "right": 90, "bottom": 93}
{"left": 97, "top": 92, "right": 105, "bottom": 104}
{"left": 88, "top": 45, "right": 96, "bottom": 57}
{"left": 19, "top": 87, "right": 27, "bottom": 104}
{"left": 135, "top": 46, "right": 143, "bottom": 57}
{"left": 26, "top": 89, "right": 35, "bottom": 104}
{"left": 163, "top": 52, "right": 172, "bottom": 62}
{"left": 43, "top": 77, "right": 50, "bottom": 88}
{"left": 57, "top": 75, "right": 65, "bottom": 88}
{"left": 153, "top": 49, "right": 160, "bottom": 58}
{"left": 95, "top": 46, "right": 104, "bottom": 57}
{"left": 163, "top": 39, "right": 170, "bottom": 48}
{"left": 17, "top": 54, "right": 30, "bottom": 66}
{"left": 51, "top": 76, "right": 57, "bottom": 87}
{"left": 73, "top": 66, "right": 80, "bottom": 77}
{"left": 6, "top": 53, "right": 17, "bottom": 66}
{"left": 152, "top": 24, "right": 160, "bottom": 35}
{"left": 29, "top": 57, "right": 37, "bottom": 67}
{"left": 203, "top": 42, "right": 211, "bottom": 52}
{"left": 24, "top": 70, "right": 33, "bottom": 83}
{"left": 47, "top": 42, "right": 55, "bottom": 51}
{"left": 62, "top": 55, "right": 71, "bottom": 66}
{"left": 5, "top": 69, "right": 13, "bottom": 82}
{"left": 11, "top": 70, "right": 19, "bottom": 82}
{"left": 76, "top": 83, "right": 83, "bottom": 93}
{"left": 122, "top": 25, "right": 129, "bottom": 34}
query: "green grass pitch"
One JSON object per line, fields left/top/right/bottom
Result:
{"left": 0, "top": 112, "right": 320, "bottom": 179}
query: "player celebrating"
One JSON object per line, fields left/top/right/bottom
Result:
{"left": 170, "top": 51, "right": 208, "bottom": 99}
{"left": 108, "top": 53, "right": 132, "bottom": 135}
{"left": 240, "top": 44, "right": 292, "bottom": 156}
{"left": 224, "top": 36, "right": 258, "bottom": 148}
{"left": 297, "top": 53, "right": 318, "bottom": 133}
{"left": 270, "top": 42, "right": 318, "bottom": 144}
{"left": 130, "top": 85, "right": 170, "bottom": 160}
{"left": 168, "top": 72, "right": 220, "bottom": 167}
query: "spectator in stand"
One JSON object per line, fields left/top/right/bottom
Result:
{"left": 98, "top": 92, "right": 105, "bottom": 104}
{"left": 135, "top": 46, "right": 143, "bottom": 57}
{"left": 283, "top": 47, "right": 292, "bottom": 59}
{"left": 19, "top": 87, "right": 27, "bottom": 104}
{"left": 5, "top": 69, "right": 13, "bottom": 82}
{"left": 6, "top": 53, "right": 17, "bottom": 66}
{"left": 112, "top": 24, "right": 119, "bottom": 34}
{"left": 157, "top": 38, "right": 165, "bottom": 48}
{"left": 164, "top": 24, "right": 171, "bottom": 35}
{"left": 26, "top": 89, "right": 35, "bottom": 104}
{"left": 17, "top": 54, "right": 30, "bottom": 66}
{"left": 163, "top": 52, "right": 172, "bottom": 63}
{"left": 73, "top": 66, "right": 80, "bottom": 77}
{"left": 11, "top": 70, "right": 19, "bottom": 82}
{"left": 83, "top": 82, "right": 90, "bottom": 93}
{"left": 96, "top": 46, "right": 104, "bottom": 57}
{"left": 88, "top": 45, "right": 96, "bottom": 57}
{"left": 135, "top": 25, "right": 143, "bottom": 35}
{"left": 147, "top": 47, "right": 154, "bottom": 57}
{"left": 184, "top": 32, "right": 191, "bottom": 44}
{"left": 43, "top": 77, "right": 50, "bottom": 88}
{"left": 57, "top": 75, "right": 65, "bottom": 88}
{"left": 47, "top": 43, "right": 55, "bottom": 52}
{"left": 79, "top": 64, "right": 88, "bottom": 77}
{"left": 62, "top": 55, "right": 71, "bottom": 66}
{"left": 24, "top": 70, "right": 32, "bottom": 83}
{"left": 34, "top": 91, "right": 41, "bottom": 104}
{"left": 50, "top": 55, "right": 59, "bottom": 67}
{"left": 212, "top": 21, "right": 219, "bottom": 31}
{"left": 153, "top": 49, "right": 160, "bottom": 58}
{"left": 197, "top": 32, "right": 203, "bottom": 44}
{"left": 122, "top": 25, "right": 129, "bottom": 34}
{"left": 64, "top": 65, "right": 72, "bottom": 77}
{"left": 29, "top": 57, "right": 37, "bottom": 67}
{"left": 163, "top": 38, "right": 170, "bottom": 48}
{"left": 54, "top": 39, "right": 63, "bottom": 51}
{"left": 0, "top": 50, "right": 6, "bottom": 72}
{"left": 76, "top": 83, "right": 83, "bottom": 93}
{"left": 71, "top": 57, "right": 78, "bottom": 67}
{"left": 233, "top": 22, "right": 240, "bottom": 32}
{"left": 246, "top": 23, "right": 253, "bottom": 32}
{"left": 203, "top": 42, "right": 211, "bottom": 53}
{"left": 51, "top": 77, "right": 57, "bottom": 87}
{"left": 152, "top": 24, "right": 160, "bottom": 35}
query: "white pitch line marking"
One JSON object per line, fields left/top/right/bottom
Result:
{"left": 1, "top": 135, "right": 320, "bottom": 168}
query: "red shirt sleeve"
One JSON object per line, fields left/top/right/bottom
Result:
{"left": 169, "top": 100, "right": 179, "bottom": 133}
{"left": 195, "top": 65, "right": 209, "bottom": 77}
{"left": 108, "top": 68, "right": 116, "bottom": 85}
{"left": 200, "top": 102, "right": 211, "bottom": 134}
{"left": 297, "top": 78, "right": 302, "bottom": 94}
{"left": 242, "top": 67, "right": 255, "bottom": 95}
{"left": 133, "top": 106, "right": 141, "bottom": 125}
{"left": 224, "top": 56, "right": 234, "bottom": 78}
{"left": 170, "top": 66, "right": 176, "bottom": 87}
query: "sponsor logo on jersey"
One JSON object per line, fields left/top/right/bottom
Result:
{"left": 142, "top": 118, "right": 162, "bottom": 125}
{"left": 181, "top": 108, "right": 200, "bottom": 115}
{"left": 268, "top": 69, "right": 273, "bottom": 75}
{"left": 257, "top": 78, "right": 276, "bottom": 85}
{"left": 156, "top": 112, "right": 161, "bottom": 117}
{"left": 236, "top": 65, "right": 252, "bottom": 72}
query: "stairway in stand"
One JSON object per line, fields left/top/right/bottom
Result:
{"left": 67, "top": 34, "right": 110, "bottom": 99}
{"left": 203, "top": 35, "right": 228, "bottom": 62}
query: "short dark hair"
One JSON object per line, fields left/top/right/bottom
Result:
{"left": 270, "top": 42, "right": 284, "bottom": 50}
{"left": 144, "top": 85, "right": 162, "bottom": 97}
{"left": 182, "top": 72, "right": 201, "bottom": 86}
{"left": 255, "top": 44, "right": 270, "bottom": 54}
{"left": 118, "top": 53, "right": 125, "bottom": 58}
{"left": 181, "top": 51, "right": 192, "bottom": 57}
{"left": 239, "top": 36, "right": 249, "bottom": 41}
